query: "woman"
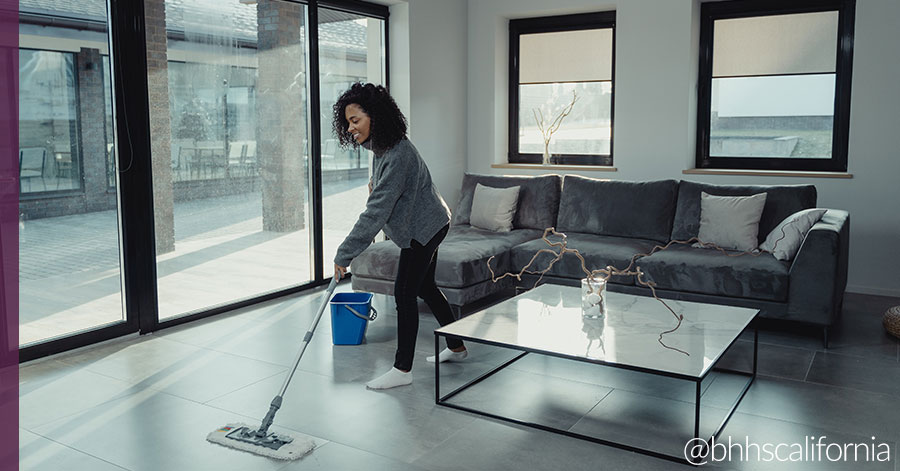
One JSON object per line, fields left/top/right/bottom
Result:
{"left": 332, "top": 83, "right": 467, "bottom": 390}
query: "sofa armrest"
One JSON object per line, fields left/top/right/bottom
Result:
{"left": 786, "top": 210, "right": 850, "bottom": 326}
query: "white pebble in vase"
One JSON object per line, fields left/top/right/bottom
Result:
{"left": 581, "top": 277, "right": 607, "bottom": 319}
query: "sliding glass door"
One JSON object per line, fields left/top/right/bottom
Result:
{"left": 17, "top": 2, "right": 126, "bottom": 347}
{"left": 16, "top": 0, "right": 389, "bottom": 358}
{"left": 151, "top": 0, "right": 315, "bottom": 320}
{"left": 318, "top": 7, "right": 386, "bottom": 277}
{"left": 149, "top": 0, "right": 389, "bottom": 322}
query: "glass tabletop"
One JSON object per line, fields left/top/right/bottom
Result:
{"left": 435, "top": 284, "right": 758, "bottom": 379}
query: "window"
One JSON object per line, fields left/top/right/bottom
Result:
{"left": 166, "top": 61, "right": 258, "bottom": 183}
{"left": 150, "top": 0, "right": 389, "bottom": 322}
{"left": 17, "top": 11, "right": 126, "bottom": 348}
{"left": 318, "top": 8, "right": 387, "bottom": 279}
{"left": 509, "top": 12, "right": 615, "bottom": 166}
{"left": 697, "top": 0, "right": 855, "bottom": 172}
{"left": 17, "top": 0, "right": 390, "bottom": 360}
{"left": 18, "top": 49, "right": 81, "bottom": 194}
{"left": 102, "top": 55, "right": 115, "bottom": 189}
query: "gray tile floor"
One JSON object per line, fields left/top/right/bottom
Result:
{"left": 19, "top": 287, "right": 900, "bottom": 470}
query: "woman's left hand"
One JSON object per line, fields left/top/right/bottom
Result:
{"left": 334, "top": 264, "right": 348, "bottom": 279}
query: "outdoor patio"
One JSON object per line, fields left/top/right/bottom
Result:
{"left": 19, "top": 177, "right": 369, "bottom": 346}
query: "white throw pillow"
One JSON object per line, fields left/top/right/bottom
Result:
{"left": 470, "top": 184, "right": 520, "bottom": 232}
{"left": 696, "top": 192, "right": 768, "bottom": 251}
{"left": 760, "top": 208, "right": 827, "bottom": 261}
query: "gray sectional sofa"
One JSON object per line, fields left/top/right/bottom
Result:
{"left": 350, "top": 173, "right": 850, "bottom": 346}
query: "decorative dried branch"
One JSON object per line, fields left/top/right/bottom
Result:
{"left": 546, "top": 90, "right": 578, "bottom": 137}
{"left": 533, "top": 108, "right": 546, "bottom": 137}
{"left": 532, "top": 90, "right": 579, "bottom": 164}
{"left": 486, "top": 224, "right": 794, "bottom": 357}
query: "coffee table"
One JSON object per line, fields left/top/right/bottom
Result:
{"left": 434, "top": 284, "right": 758, "bottom": 464}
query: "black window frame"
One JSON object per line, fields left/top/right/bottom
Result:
{"left": 508, "top": 11, "right": 616, "bottom": 166}
{"left": 18, "top": 47, "right": 85, "bottom": 197}
{"left": 696, "top": 0, "right": 855, "bottom": 172}
{"left": 19, "top": 0, "right": 391, "bottom": 362}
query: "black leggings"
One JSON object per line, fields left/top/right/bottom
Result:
{"left": 393, "top": 224, "right": 463, "bottom": 371}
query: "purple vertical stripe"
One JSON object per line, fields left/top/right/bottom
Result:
{"left": 0, "top": 0, "right": 17, "bottom": 470}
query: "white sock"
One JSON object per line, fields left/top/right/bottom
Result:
{"left": 365, "top": 367, "right": 412, "bottom": 390}
{"left": 427, "top": 348, "right": 468, "bottom": 363}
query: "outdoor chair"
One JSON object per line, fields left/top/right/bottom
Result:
{"left": 172, "top": 139, "right": 194, "bottom": 180}
{"left": 19, "top": 147, "right": 47, "bottom": 192}
{"left": 196, "top": 140, "right": 226, "bottom": 178}
{"left": 227, "top": 141, "right": 247, "bottom": 177}
{"left": 322, "top": 138, "right": 338, "bottom": 169}
{"left": 244, "top": 141, "right": 257, "bottom": 173}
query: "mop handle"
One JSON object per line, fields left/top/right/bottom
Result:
{"left": 256, "top": 277, "right": 340, "bottom": 437}
{"left": 278, "top": 276, "right": 339, "bottom": 397}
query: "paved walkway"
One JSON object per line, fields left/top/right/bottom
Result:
{"left": 19, "top": 177, "right": 369, "bottom": 345}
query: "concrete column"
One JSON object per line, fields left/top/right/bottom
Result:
{"left": 257, "top": 0, "right": 307, "bottom": 232}
{"left": 75, "top": 48, "right": 109, "bottom": 211}
{"left": 145, "top": 0, "right": 176, "bottom": 254}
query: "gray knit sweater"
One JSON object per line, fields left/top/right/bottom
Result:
{"left": 334, "top": 138, "right": 451, "bottom": 267}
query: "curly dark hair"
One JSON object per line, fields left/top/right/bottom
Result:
{"left": 332, "top": 82, "right": 408, "bottom": 153}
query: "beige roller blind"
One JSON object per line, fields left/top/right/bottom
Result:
{"left": 712, "top": 11, "right": 838, "bottom": 78}
{"left": 520, "top": 28, "right": 613, "bottom": 84}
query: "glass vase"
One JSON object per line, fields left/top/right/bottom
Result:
{"left": 581, "top": 277, "right": 607, "bottom": 319}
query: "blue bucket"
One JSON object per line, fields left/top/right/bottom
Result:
{"left": 330, "top": 292, "right": 377, "bottom": 345}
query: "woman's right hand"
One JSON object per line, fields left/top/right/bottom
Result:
{"left": 368, "top": 180, "right": 373, "bottom": 194}
{"left": 334, "top": 263, "right": 348, "bottom": 279}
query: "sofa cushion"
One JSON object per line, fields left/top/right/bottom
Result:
{"left": 557, "top": 176, "right": 679, "bottom": 243}
{"left": 671, "top": 181, "right": 817, "bottom": 245}
{"left": 697, "top": 192, "right": 767, "bottom": 251}
{"left": 453, "top": 173, "right": 562, "bottom": 230}
{"left": 351, "top": 225, "right": 543, "bottom": 288}
{"left": 760, "top": 208, "right": 828, "bottom": 261}
{"left": 509, "top": 232, "right": 662, "bottom": 285}
{"left": 470, "top": 183, "right": 520, "bottom": 232}
{"left": 639, "top": 244, "right": 790, "bottom": 302}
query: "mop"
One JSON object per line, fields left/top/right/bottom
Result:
{"left": 207, "top": 277, "right": 339, "bottom": 460}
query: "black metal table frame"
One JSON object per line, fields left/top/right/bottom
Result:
{"left": 434, "top": 326, "right": 757, "bottom": 466}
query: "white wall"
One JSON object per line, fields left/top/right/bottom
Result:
{"left": 388, "top": 3, "right": 411, "bottom": 119}
{"left": 466, "top": 0, "right": 900, "bottom": 296}
{"left": 390, "top": 0, "right": 468, "bottom": 208}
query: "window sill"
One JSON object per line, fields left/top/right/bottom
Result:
{"left": 683, "top": 168, "right": 852, "bottom": 179}
{"left": 492, "top": 163, "right": 617, "bottom": 172}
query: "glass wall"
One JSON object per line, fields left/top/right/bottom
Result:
{"left": 318, "top": 8, "right": 385, "bottom": 277}
{"left": 18, "top": 5, "right": 125, "bottom": 346}
{"left": 102, "top": 55, "right": 116, "bottom": 189}
{"left": 16, "top": 0, "right": 389, "bottom": 351}
{"left": 167, "top": 62, "right": 258, "bottom": 182}
{"left": 154, "top": 0, "right": 314, "bottom": 320}
{"left": 18, "top": 49, "right": 81, "bottom": 193}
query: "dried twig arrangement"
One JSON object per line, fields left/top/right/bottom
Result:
{"left": 533, "top": 90, "right": 579, "bottom": 165}
{"left": 486, "top": 227, "right": 789, "bottom": 356}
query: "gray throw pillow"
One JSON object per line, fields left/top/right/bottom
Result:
{"left": 696, "top": 192, "right": 767, "bottom": 251}
{"left": 760, "top": 208, "right": 827, "bottom": 261}
{"left": 470, "top": 183, "right": 520, "bottom": 232}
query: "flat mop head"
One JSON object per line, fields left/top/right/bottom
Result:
{"left": 207, "top": 423, "right": 316, "bottom": 460}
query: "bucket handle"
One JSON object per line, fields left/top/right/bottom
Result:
{"left": 345, "top": 305, "right": 377, "bottom": 321}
